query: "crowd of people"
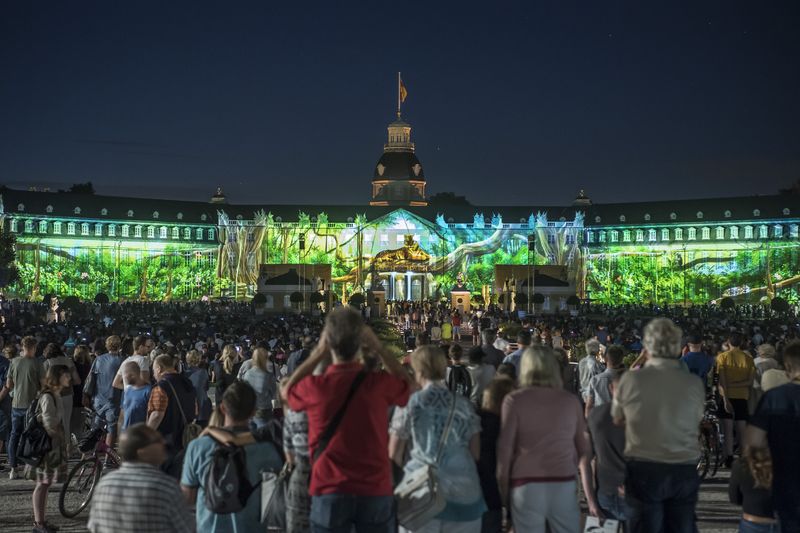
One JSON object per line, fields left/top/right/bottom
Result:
{"left": 0, "top": 297, "right": 798, "bottom": 533}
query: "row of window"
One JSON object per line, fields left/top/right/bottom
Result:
{"left": 586, "top": 224, "right": 799, "bottom": 244}
{"left": 10, "top": 219, "right": 216, "bottom": 241}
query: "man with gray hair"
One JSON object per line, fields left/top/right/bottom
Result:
{"left": 579, "top": 338, "right": 604, "bottom": 404}
{"left": 611, "top": 318, "right": 705, "bottom": 533}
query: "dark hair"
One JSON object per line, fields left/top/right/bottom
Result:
{"left": 467, "top": 346, "right": 484, "bottom": 365}
{"left": 517, "top": 330, "right": 532, "bottom": 346}
{"left": 43, "top": 342, "right": 64, "bottom": 359}
{"left": 448, "top": 343, "right": 463, "bottom": 360}
{"left": 325, "top": 307, "right": 362, "bottom": 361}
{"left": 497, "top": 362, "right": 517, "bottom": 381}
{"left": 133, "top": 335, "right": 148, "bottom": 351}
{"left": 728, "top": 333, "right": 743, "bottom": 348}
{"left": 605, "top": 345, "right": 625, "bottom": 368}
{"left": 43, "top": 364, "right": 70, "bottom": 392}
{"left": 119, "top": 423, "right": 162, "bottom": 462}
{"left": 222, "top": 381, "right": 257, "bottom": 421}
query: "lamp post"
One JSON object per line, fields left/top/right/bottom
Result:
{"left": 527, "top": 234, "right": 536, "bottom": 315}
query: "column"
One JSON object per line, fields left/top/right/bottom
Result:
{"left": 406, "top": 271, "right": 413, "bottom": 300}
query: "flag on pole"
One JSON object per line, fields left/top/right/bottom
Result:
{"left": 399, "top": 77, "right": 408, "bottom": 103}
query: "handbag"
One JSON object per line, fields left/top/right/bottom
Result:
{"left": 16, "top": 392, "right": 54, "bottom": 467}
{"left": 82, "top": 360, "right": 98, "bottom": 407}
{"left": 162, "top": 379, "right": 202, "bottom": 448}
{"left": 261, "top": 462, "right": 291, "bottom": 531}
{"left": 394, "top": 390, "right": 458, "bottom": 531}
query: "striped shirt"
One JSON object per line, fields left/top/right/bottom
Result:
{"left": 88, "top": 462, "right": 194, "bottom": 533}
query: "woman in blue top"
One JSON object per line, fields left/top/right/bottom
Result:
{"left": 389, "top": 345, "right": 486, "bottom": 533}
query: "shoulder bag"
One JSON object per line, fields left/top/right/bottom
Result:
{"left": 162, "top": 379, "right": 202, "bottom": 448}
{"left": 261, "top": 370, "right": 366, "bottom": 528}
{"left": 394, "top": 390, "right": 457, "bottom": 531}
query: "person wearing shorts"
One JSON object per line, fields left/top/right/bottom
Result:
{"left": 715, "top": 333, "right": 755, "bottom": 467}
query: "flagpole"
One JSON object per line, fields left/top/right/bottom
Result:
{"left": 397, "top": 71, "right": 401, "bottom": 118}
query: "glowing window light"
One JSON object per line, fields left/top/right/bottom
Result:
{"left": 688, "top": 228, "right": 697, "bottom": 240}
{"left": 675, "top": 228, "right": 683, "bottom": 240}
{"left": 67, "top": 222, "right": 76, "bottom": 235}
{"left": 661, "top": 228, "right": 669, "bottom": 241}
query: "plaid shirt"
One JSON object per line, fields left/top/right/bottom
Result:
{"left": 88, "top": 462, "right": 194, "bottom": 533}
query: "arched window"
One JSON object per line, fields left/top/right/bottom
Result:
{"left": 610, "top": 230, "right": 619, "bottom": 243}
{"left": 159, "top": 226, "right": 167, "bottom": 239}
{"left": 674, "top": 228, "right": 683, "bottom": 240}
{"left": 773, "top": 225, "right": 783, "bottom": 238}
{"left": 661, "top": 228, "right": 669, "bottom": 241}
{"left": 95, "top": 223, "right": 103, "bottom": 236}
{"left": 172, "top": 227, "right": 179, "bottom": 239}
{"left": 715, "top": 227, "right": 725, "bottom": 240}
{"left": 635, "top": 230, "right": 644, "bottom": 242}
{"left": 648, "top": 229, "right": 657, "bottom": 241}
{"left": 758, "top": 225, "right": 768, "bottom": 239}
{"left": 147, "top": 226, "right": 155, "bottom": 239}
{"left": 730, "top": 226, "right": 739, "bottom": 239}
{"left": 196, "top": 228, "right": 204, "bottom": 240}
{"left": 67, "top": 222, "right": 76, "bottom": 235}
{"left": 24, "top": 220, "right": 34, "bottom": 233}
{"left": 599, "top": 231, "right": 606, "bottom": 243}
{"left": 122, "top": 225, "right": 130, "bottom": 237}
{"left": 134, "top": 225, "right": 142, "bottom": 238}
{"left": 744, "top": 226, "right": 753, "bottom": 239}
{"left": 687, "top": 228, "right": 697, "bottom": 240}
{"left": 701, "top": 227, "right": 710, "bottom": 240}
{"left": 81, "top": 223, "right": 89, "bottom": 236}
{"left": 623, "top": 230, "right": 631, "bottom": 242}
{"left": 53, "top": 221, "right": 62, "bottom": 234}
{"left": 208, "top": 229, "right": 215, "bottom": 241}
{"left": 38, "top": 220, "right": 48, "bottom": 233}
{"left": 108, "top": 224, "right": 116, "bottom": 237}
{"left": 10, "top": 219, "right": 18, "bottom": 233}
{"left": 586, "top": 231, "right": 595, "bottom": 243}
{"left": 184, "top": 227, "right": 191, "bottom": 240}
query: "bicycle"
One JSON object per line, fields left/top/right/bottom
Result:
{"left": 697, "top": 400, "right": 724, "bottom": 480}
{"left": 58, "top": 410, "right": 121, "bottom": 518}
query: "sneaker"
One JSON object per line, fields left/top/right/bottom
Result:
{"left": 8, "top": 467, "right": 18, "bottom": 480}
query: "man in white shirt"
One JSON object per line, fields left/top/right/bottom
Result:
{"left": 113, "top": 335, "right": 152, "bottom": 390}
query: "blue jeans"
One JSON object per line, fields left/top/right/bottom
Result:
{"left": 598, "top": 491, "right": 632, "bottom": 522}
{"left": 739, "top": 518, "right": 780, "bottom": 533}
{"left": 310, "top": 494, "right": 394, "bottom": 533}
{"left": 625, "top": 461, "right": 699, "bottom": 533}
{"left": 8, "top": 407, "right": 27, "bottom": 468}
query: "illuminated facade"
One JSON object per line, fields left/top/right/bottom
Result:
{"left": 2, "top": 113, "right": 798, "bottom": 306}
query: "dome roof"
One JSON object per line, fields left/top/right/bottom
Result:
{"left": 373, "top": 151, "right": 425, "bottom": 181}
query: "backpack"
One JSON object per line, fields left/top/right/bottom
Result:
{"left": 446, "top": 364, "right": 473, "bottom": 399}
{"left": 204, "top": 430, "right": 258, "bottom": 514}
{"left": 16, "top": 392, "right": 54, "bottom": 467}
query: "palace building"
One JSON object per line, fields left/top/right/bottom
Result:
{"left": 2, "top": 109, "right": 798, "bottom": 312}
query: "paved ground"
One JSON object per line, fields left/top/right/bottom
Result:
{"left": 0, "top": 457, "right": 740, "bottom": 533}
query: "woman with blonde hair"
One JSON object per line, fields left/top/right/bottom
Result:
{"left": 242, "top": 347, "right": 277, "bottom": 429}
{"left": 497, "top": 345, "right": 600, "bottom": 532}
{"left": 211, "top": 344, "right": 241, "bottom": 400}
{"left": 389, "top": 345, "right": 485, "bottom": 532}
{"left": 29, "top": 365, "right": 71, "bottom": 533}
{"left": 729, "top": 446, "right": 778, "bottom": 532}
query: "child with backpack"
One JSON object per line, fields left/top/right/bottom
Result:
{"left": 446, "top": 344, "right": 474, "bottom": 401}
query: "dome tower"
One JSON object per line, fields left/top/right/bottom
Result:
{"left": 370, "top": 74, "right": 428, "bottom": 207}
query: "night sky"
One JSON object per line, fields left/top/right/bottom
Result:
{"left": 2, "top": 2, "right": 799, "bottom": 206}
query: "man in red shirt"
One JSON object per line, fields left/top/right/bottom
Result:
{"left": 281, "top": 307, "right": 413, "bottom": 533}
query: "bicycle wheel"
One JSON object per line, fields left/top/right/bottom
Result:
{"left": 59, "top": 457, "right": 102, "bottom": 518}
{"left": 696, "top": 431, "right": 710, "bottom": 480}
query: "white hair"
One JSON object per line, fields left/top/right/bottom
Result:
{"left": 585, "top": 339, "right": 601, "bottom": 356}
{"left": 643, "top": 318, "right": 683, "bottom": 359}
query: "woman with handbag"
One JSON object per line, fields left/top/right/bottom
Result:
{"left": 496, "top": 346, "right": 601, "bottom": 533}
{"left": 389, "top": 345, "right": 485, "bottom": 533}
{"left": 29, "top": 364, "right": 71, "bottom": 533}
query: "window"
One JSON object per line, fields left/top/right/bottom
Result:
{"left": 122, "top": 225, "right": 130, "bottom": 237}
{"left": 759, "top": 225, "right": 768, "bottom": 239}
{"left": 135, "top": 225, "right": 142, "bottom": 238}
{"left": 208, "top": 229, "right": 215, "bottom": 240}
{"left": 10, "top": 219, "right": 18, "bottom": 233}
{"left": 147, "top": 226, "right": 155, "bottom": 239}
{"left": 790, "top": 224, "right": 799, "bottom": 238}
{"left": 599, "top": 231, "right": 606, "bottom": 243}
{"left": 774, "top": 225, "right": 783, "bottom": 238}
{"left": 159, "top": 226, "right": 167, "bottom": 239}
{"left": 648, "top": 229, "right": 657, "bottom": 242}
{"left": 730, "top": 226, "right": 739, "bottom": 239}
{"left": 265, "top": 295, "right": 274, "bottom": 309}
{"left": 284, "top": 295, "right": 291, "bottom": 309}
{"left": 661, "top": 228, "right": 669, "bottom": 241}
{"left": 108, "top": 224, "right": 116, "bottom": 237}
{"left": 744, "top": 226, "right": 753, "bottom": 239}
{"left": 25, "top": 220, "right": 33, "bottom": 233}
{"left": 172, "top": 227, "right": 179, "bottom": 239}
{"left": 688, "top": 228, "right": 697, "bottom": 240}
{"left": 565, "top": 234, "right": 575, "bottom": 245}
{"left": 184, "top": 227, "right": 191, "bottom": 240}
{"left": 623, "top": 230, "right": 631, "bottom": 242}
{"left": 701, "top": 227, "right": 710, "bottom": 240}
{"left": 196, "top": 228, "right": 203, "bottom": 240}
{"left": 610, "top": 230, "right": 619, "bottom": 243}
{"left": 95, "top": 224, "right": 103, "bottom": 236}
{"left": 547, "top": 253, "right": 556, "bottom": 263}
{"left": 635, "top": 230, "right": 644, "bottom": 242}
{"left": 715, "top": 227, "right": 725, "bottom": 240}
{"left": 674, "top": 228, "right": 683, "bottom": 240}
{"left": 38, "top": 220, "right": 48, "bottom": 233}
{"left": 586, "top": 231, "right": 595, "bottom": 243}
{"left": 547, "top": 234, "right": 556, "bottom": 245}
{"left": 67, "top": 222, "right": 76, "bottom": 235}
{"left": 81, "top": 223, "right": 89, "bottom": 236}
{"left": 53, "top": 221, "right": 62, "bottom": 235}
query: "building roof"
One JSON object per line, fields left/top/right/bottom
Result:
{"left": 372, "top": 151, "right": 425, "bottom": 181}
{"left": 2, "top": 187, "right": 796, "bottom": 227}
{"left": 262, "top": 268, "right": 312, "bottom": 286}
